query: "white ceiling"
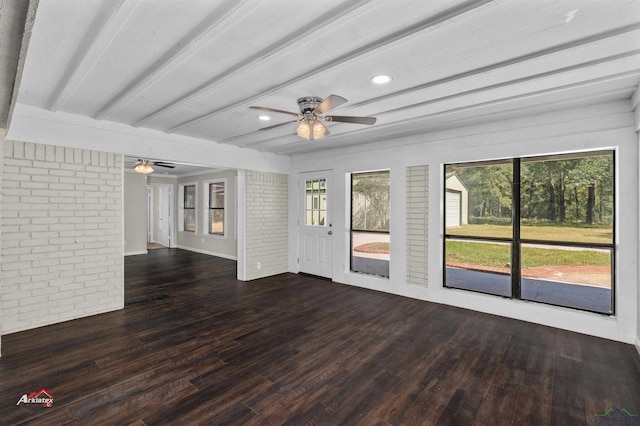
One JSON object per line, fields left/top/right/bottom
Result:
{"left": 0, "top": 0, "right": 30, "bottom": 128}
{"left": 9, "top": 0, "right": 640, "bottom": 158}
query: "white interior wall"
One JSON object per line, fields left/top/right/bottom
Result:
{"left": 632, "top": 87, "right": 640, "bottom": 354}
{"left": 243, "top": 171, "right": 288, "bottom": 281}
{"left": 123, "top": 172, "right": 148, "bottom": 255}
{"left": 637, "top": 124, "right": 640, "bottom": 354}
{"left": 1, "top": 141, "right": 124, "bottom": 337}
{"left": 176, "top": 170, "right": 237, "bottom": 259}
{"left": 0, "top": 129, "right": 5, "bottom": 355}
{"left": 289, "top": 100, "right": 638, "bottom": 344}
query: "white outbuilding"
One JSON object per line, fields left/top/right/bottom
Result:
{"left": 445, "top": 174, "right": 469, "bottom": 227}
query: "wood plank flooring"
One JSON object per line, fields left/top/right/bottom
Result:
{"left": 1, "top": 248, "right": 639, "bottom": 425}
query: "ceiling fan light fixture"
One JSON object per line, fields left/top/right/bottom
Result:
{"left": 312, "top": 120, "right": 327, "bottom": 140}
{"left": 253, "top": 94, "right": 376, "bottom": 140}
{"left": 134, "top": 160, "right": 154, "bottom": 174}
{"left": 296, "top": 120, "right": 311, "bottom": 139}
{"left": 297, "top": 118, "right": 327, "bottom": 140}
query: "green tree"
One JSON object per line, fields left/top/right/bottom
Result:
{"left": 453, "top": 163, "right": 511, "bottom": 221}
{"left": 569, "top": 155, "right": 613, "bottom": 225}
{"left": 352, "top": 172, "right": 390, "bottom": 231}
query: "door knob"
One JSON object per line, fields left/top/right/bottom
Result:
{"left": 328, "top": 231, "right": 332, "bottom": 235}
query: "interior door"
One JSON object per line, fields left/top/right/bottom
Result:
{"left": 158, "top": 186, "right": 170, "bottom": 247}
{"left": 147, "top": 187, "right": 153, "bottom": 243}
{"left": 298, "top": 171, "right": 333, "bottom": 278}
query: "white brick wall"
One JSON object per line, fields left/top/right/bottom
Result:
{"left": 1, "top": 141, "right": 123, "bottom": 335}
{"left": 406, "top": 165, "right": 429, "bottom": 287}
{"left": 0, "top": 132, "right": 4, "bottom": 354}
{"left": 245, "top": 171, "right": 288, "bottom": 280}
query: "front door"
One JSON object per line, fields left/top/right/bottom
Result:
{"left": 298, "top": 171, "right": 333, "bottom": 278}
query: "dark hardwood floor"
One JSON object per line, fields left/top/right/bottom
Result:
{"left": 1, "top": 249, "right": 639, "bottom": 425}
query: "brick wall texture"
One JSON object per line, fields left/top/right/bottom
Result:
{"left": 245, "top": 171, "right": 288, "bottom": 281}
{"left": 1, "top": 141, "right": 123, "bottom": 335}
{"left": 406, "top": 165, "right": 429, "bottom": 287}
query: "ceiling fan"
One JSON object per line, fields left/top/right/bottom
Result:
{"left": 133, "top": 159, "right": 175, "bottom": 174}
{"left": 250, "top": 94, "right": 376, "bottom": 140}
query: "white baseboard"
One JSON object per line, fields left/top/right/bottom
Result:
{"left": 176, "top": 245, "right": 237, "bottom": 261}
{"left": 124, "top": 250, "right": 148, "bottom": 256}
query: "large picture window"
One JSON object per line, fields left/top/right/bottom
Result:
{"left": 444, "top": 151, "right": 614, "bottom": 314}
{"left": 351, "top": 170, "right": 390, "bottom": 277}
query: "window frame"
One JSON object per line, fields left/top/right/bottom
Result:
{"left": 179, "top": 182, "right": 197, "bottom": 233}
{"left": 203, "top": 178, "right": 226, "bottom": 237}
{"left": 443, "top": 150, "right": 615, "bottom": 315}
{"left": 304, "top": 178, "right": 327, "bottom": 227}
{"left": 350, "top": 169, "right": 390, "bottom": 278}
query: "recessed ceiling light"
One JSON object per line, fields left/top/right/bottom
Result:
{"left": 371, "top": 74, "right": 392, "bottom": 85}
{"left": 258, "top": 115, "right": 270, "bottom": 121}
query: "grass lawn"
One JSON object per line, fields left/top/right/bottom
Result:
{"left": 353, "top": 242, "right": 389, "bottom": 253}
{"left": 447, "top": 223, "right": 612, "bottom": 244}
{"left": 446, "top": 240, "right": 610, "bottom": 269}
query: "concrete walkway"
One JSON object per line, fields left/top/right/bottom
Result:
{"left": 446, "top": 267, "right": 612, "bottom": 313}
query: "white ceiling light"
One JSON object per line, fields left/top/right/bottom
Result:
{"left": 134, "top": 159, "right": 154, "bottom": 174}
{"left": 371, "top": 74, "right": 392, "bottom": 85}
{"left": 258, "top": 115, "right": 270, "bottom": 121}
{"left": 296, "top": 118, "right": 327, "bottom": 140}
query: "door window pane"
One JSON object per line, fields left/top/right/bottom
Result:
{"left": 305, "top": 179, "right": 326, "bottom": 226}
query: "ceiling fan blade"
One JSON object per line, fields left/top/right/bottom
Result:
{"left": 316, "top": 94, "right": 347, "bottom": 114}
{"left": 250, "top": 106, "right": 299, "bottom": 116}
{"left": 259, "top": 119, "right": 300, "bottom": 131}
{"left": 154, "top": 163, "right": 175, "bottom": 169}
{"left": 326, "top": 115, "right": 376, "bottom": 125}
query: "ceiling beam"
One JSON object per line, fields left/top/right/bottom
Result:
{"left": 224, "top": 53, "right": 640, "bottom": 150}
{"left": 93, "top": 0, "right": 258, "bottom": 121}
{"left": 163, "top": 0, "right": 497, "bottom": 134}
{"left": 349, "top": 23, "right": 640, "bottom": 111}
{"left": 237, "top": 26, "right": 640, "bottom": 147}
{"left": 377, "top": 50, "right": 640, "bottom": 117}
{"left": 247, "top": 73, "right": 639, "bottom": 154}
{"left": 0, "top": 0, "right": 30, "bottom": 128}
{"left": 132, "top": 0, "right": 373, "bottom": 128}
{"left": 45, "top": 0, "right": 139, "bottom": 112}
